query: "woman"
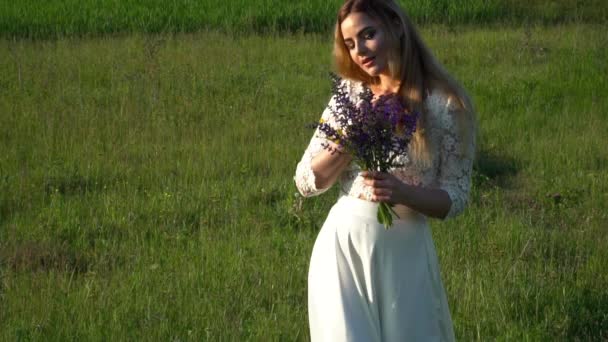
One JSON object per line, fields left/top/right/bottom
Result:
{"left": 294, "top": 0, "right": 476, "bottom": 341}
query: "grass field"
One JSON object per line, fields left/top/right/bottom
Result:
{"left": 1, "top": 22, "right": 607, "bottom": 340}
{"left": 1, "top": 0, "right": 607, "bottom": 38}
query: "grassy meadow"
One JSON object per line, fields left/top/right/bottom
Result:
{"left": 1, "top": 1, "right": 608, "bottom": 341}
{"left": 1, "top": 0, "right": 607, "bottom": 38}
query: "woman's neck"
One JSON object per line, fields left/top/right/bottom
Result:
{"left": 370, "top": 75, "right": 401, "bottom": 96}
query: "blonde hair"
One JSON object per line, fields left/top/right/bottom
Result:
{"left": 334, "top": 0, "right": 476, "bottom": 163}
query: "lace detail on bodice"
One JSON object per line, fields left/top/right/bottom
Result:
{"left": 294, "top": 79, "right": 476, "bottom": 219}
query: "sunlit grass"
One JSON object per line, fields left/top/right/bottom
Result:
{"left": 0, "top": 0, "right": 607, "bottom": 38}
{"left": 0, "top": 24, "right": 606, "bottom": 340}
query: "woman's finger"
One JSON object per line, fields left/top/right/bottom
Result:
{"left": 360, "top": 171, "right": 388, "bottom": 180}
{"left": 359, "top": 171, "right": 370, "bottom": 178}
{"left": 373, "top": 172, "right": 389, "bottom": 180}
{"left": 373, "top": 188, "right": 392, "bottom": 196}
{"left": 365, "top": 178, "right": 388, "bottom": 188}
{"left": 372, "top": 194, "right": 391, "bottom": 203}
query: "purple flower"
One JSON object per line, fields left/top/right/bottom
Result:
{"left": 314, "top": 73, "right": 418, "bottom": 172}
{"left": 309, "top": 74, "right": 419, "bottom": 229}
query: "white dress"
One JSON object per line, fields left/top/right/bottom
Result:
{"left": 294, "top": 79, "right": 475, "bottom": 342}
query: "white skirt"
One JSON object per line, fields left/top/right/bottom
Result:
{"left": 308, "top": 196, "right": 455, "bottom": 342}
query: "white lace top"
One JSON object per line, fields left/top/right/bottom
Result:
{"left": 293, "top": 79, "right": 476, "bottom": 219}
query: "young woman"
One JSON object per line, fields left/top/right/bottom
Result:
{"left": 294, "top": 0, "right": 476, "bottom": 340}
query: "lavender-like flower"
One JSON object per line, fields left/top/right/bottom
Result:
{"left": 312, "top": 73, "right": 419, "bottom": 229}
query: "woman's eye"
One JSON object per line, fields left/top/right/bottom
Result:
{"left": 363, "top": 30, "right": 376, "bottom": 39}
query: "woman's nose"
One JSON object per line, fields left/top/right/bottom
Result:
{"left": 355, "top": 42, "right": 368, "bottom": 55}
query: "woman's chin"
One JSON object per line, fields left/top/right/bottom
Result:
{"left": 362, "top": 68, "right": 380, "bottom": 77}
{"left": 361, "top": 65, "right": 386, "bottom": 78}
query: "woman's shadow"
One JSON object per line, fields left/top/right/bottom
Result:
{"left": 473, "top": 146, "right": 519, "bottom": 189}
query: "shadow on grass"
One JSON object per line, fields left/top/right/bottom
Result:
{"left": 0, "top": 240, "right": 90, "bottom": 274}
{"left": 43, "top": 174, "right": 107, "bottom": 197}
{"left": 565, "top": 288, "right": 608, "bottom": 340}
{"left": 504, "top": 280, "right": 608, "bottom": 340}
{"left": 0, "top": 196, "right": 19, "bottom": 225}
{"left": 473, "top": 146, "right": 519, "bottom": 189}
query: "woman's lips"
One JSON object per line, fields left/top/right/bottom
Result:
{"left": 361, "top": 57, "right": 375, "bottom": 67}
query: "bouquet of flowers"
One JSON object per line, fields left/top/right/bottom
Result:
{"left": 313, "top": 73, "right": 419, "bottom": 229}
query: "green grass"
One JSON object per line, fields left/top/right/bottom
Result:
{"left": 0, "top": 24, "right": 607, "bottom": 340}
{"left": 1, "top": 0, "right": 607, "bottom": 38}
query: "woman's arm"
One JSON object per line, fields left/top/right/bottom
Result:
{"left": 310, "top": 142, "right": 353, "bottom": 190}
{"left": 294, "top": 92, "right": 353, "bottom": 197}
{"left": 397, "top": 182, "right": 452, "bottom": 219}
{"left": 360, "top": 171, "right": 452, "bottom": 219}
{"left": 360, "top": 101, "right": 476, "bottom": 220}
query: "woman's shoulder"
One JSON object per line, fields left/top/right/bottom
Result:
{"left": 425, "top": 85, "right": 477, "bottom": 154}
{"left": 425, "top": 86, "right": 461, "bottom": 116}
{"left": 424, "top": 85, "right": 477, "bottom": 138}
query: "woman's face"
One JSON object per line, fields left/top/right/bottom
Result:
{"left": 340, "top": 12, "right": 391, "bottom": 78}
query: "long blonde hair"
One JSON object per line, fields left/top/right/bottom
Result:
{"left": 333, "top": 0, "right": 476, "bottom": 163}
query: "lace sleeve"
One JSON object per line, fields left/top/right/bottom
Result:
{"left": 437, "top": 104, "right": 476, "bottom": 219}
{"left": 293, "top": 96, "right": 339, "bottom": 197}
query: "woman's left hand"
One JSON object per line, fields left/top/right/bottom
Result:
{"left": 360, "top": 171, "right": 406, "bottom": 205}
